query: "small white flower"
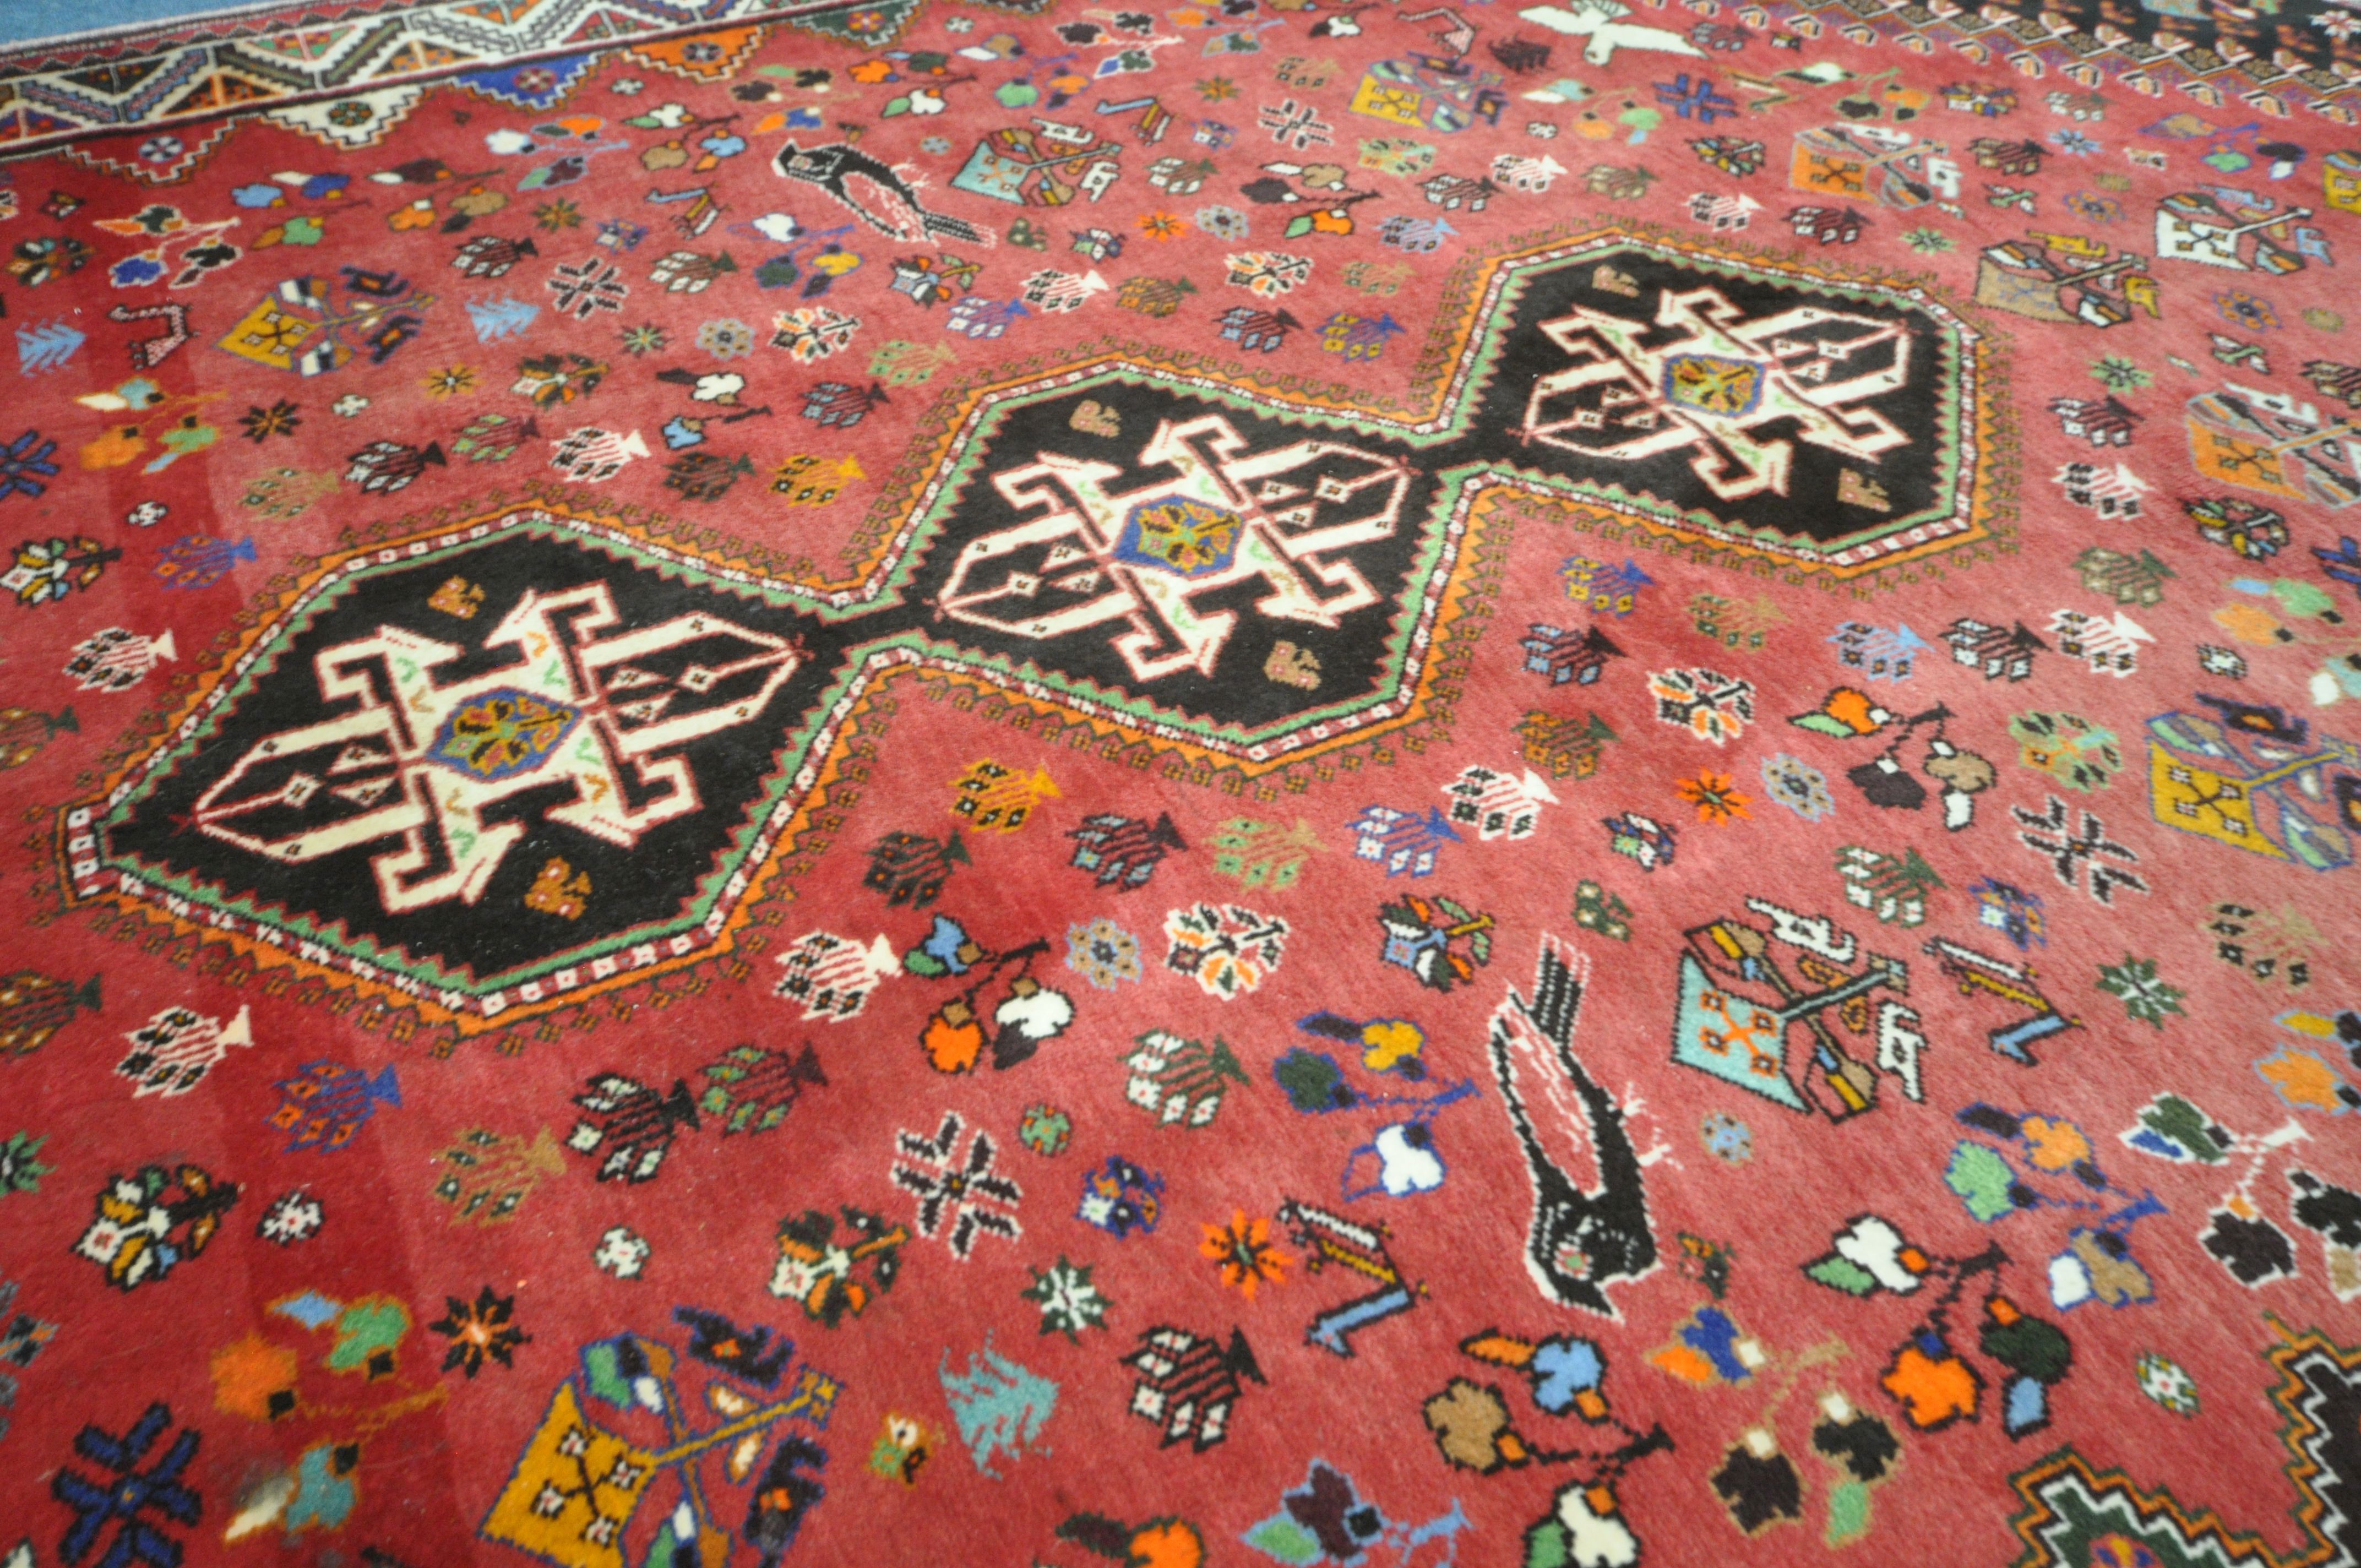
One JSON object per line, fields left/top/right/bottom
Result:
{"left": 126, "top": 500, "right": 168, "bottom": 528}
{"left": 595, "top": 1225, "right": 650, "bottom": 1278}
{"left": 332, "top": 394, "right": 370, "bottom": 417}
{"left": 610, "top": 77, "right": 646, "bottom": 96}
{"left": 259, "top": 1189, "right": 324, "bottom": 1245}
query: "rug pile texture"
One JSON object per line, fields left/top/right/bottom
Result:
{"left": 2, "top": 0, "right": 2360, "bottom": 1564}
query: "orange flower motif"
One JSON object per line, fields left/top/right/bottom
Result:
{"left": 1140, "top": 211, "right": 1189, "bottom": 242}
{"left": 2212, "top": 602, "right": 2283, "bottom": 647}
{"left": 1129, "top": 1520, "right": 1206, "bottom": 1568}
{"left": 921, "top": 1001, "right": 984, "bottom": 1073}
{"left": 2020, "top": 1115, "right": 2091, "bottom": 1172}
{"left": 1675, "top": 770, "right": 1753, "bottom": 825}
{"left": 1200, "top": 1208, "right": 1291, "bottom": 1299}
{"left": 79, "top": 426, "right": 147, "bottom": 470}
{"left": 209, "top": 1333, "right": 301, "bottom": 1423}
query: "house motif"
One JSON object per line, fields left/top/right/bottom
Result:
{"left": 1347, "top": 804, "right": 1462, "bottom": 878}
{"left": 1827, "top": 621, "right": 1929, "bottom": 682}
{"left": 1941, "top": 617, "right": 2046, "bottom": 683}
{"left": 2302, "top": 360, "right": 2361, "bottom": 408}
{"left": 2054, "top": 461, "right": 2151, "bottom": 520}
{"left": 2048, "top": 395, "right": 2141, "bottom": 447}
{"left": 1560, "top": 556, "right": 1655, "bottom": 617}
{"left": 2072, "top": 546, "right": 2175, "bottom": 607}
{"left": 1517, "top": 711, "right": 1617, "bottom": 780}
{"left": 1216, "top": 306, "right": 1301, "bottom": 353}
{"left": 1379, "top": 214, "right": 1456, "bottom": 252}
{"left": 1967, "top": 136, "right": 2044, "bottom": 177}
{"left": 1490, "top": 153, "right": 1568, "bottom": 192}
{"left": 949, "top": 759, "right": 1060, "bottom": 834}
{"left": 1837, "top": 845, "right": 1943, "bottom": 928}
{"left": 1688, "top": 594, "right": 1784, "bottom": 652}
{"left": 1068, "top": 813, "right": 1188, "bottom": 890}
{"left": 566, "top": 1075, "right": 699, "bottom": 1185}
{"left": 1519, "top": 623, "right": 1625, "bottom": 685}
{"left": 1786, "top": 204, "right": 1865, "bottom": 244}
{"left": 802, "top": 380, "right": 889, "bottom": 428}
{"left": 945, "top": 297, "right": 1032, "bottom": 340}
{"left": 1688, "top": 191, "right": 1763, "bottom": 231}
{"left": 1318, "top": 311, "right": 1405, "bottom": 359}
{"left": 1442, "top": 765, "right": 1559, "bottom": 841}
{"left": 1114, "top": 276, "right": 1199, "bottom": 317}
{"left": 1691, "top": 137, "right": 1769, "bottom": 178}
{"left": 1019, "top": 269, "right": 1110, "bottom": 313}
{"left": 1944, "top": 83, "right": 2019, "bottom": 117}
{"left": 1419, "top": 172, "right": 1496, "bottom": 211}
{"left": 1125, "top": 1325, "right": 1264, "bottom": 1452}
{"left": 2047, "top": 609, "right": 2153, "bottom": 678}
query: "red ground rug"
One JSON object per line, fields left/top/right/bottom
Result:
{"left": 2, "top": 1, "right": 2360, "bottom": 1564}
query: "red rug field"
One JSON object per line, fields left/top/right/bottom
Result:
{"left": 1, "top": 0, "right": 2359, "bottom": 1564}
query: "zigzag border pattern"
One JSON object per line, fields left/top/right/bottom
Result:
{"left": 1780, "top": 0, "right": 2361, "bottom": 123}
{"left": 0, "top": 0, "right": 872, "bottom": 164}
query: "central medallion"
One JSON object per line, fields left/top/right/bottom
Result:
{"left": 63, "top": 226, "right": 2004, "bottom": 1032}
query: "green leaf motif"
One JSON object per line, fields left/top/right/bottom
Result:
{"left": 1806, "top": 1255, "right": 1879, "bottom": 1296}
{"left": 327, "top": 1297, "right": 411, "bottom": 1374}
{"left": 1244, "top": 1518, "right": 1324, "bottom": 1565}
{"left": 1945, "top": 1142, "right": 2019, "bottom": 1224}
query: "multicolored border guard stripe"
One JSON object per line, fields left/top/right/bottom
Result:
{"left": 1779, "top": 0, "right": 2360, "bottom": 126}
{"left": 0, "top": 0, "right": 962, "bottom": 171}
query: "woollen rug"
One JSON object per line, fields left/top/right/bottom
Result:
{"left": 1, "top": 2, "right": 2359, "bottom": 1565}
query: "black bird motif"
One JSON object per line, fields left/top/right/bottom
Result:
{"left": 773, "top": 140, "right": 987, "bottom": 247}
{"left": 1487, "top": 934, "right": 1658, "bottom": 1317}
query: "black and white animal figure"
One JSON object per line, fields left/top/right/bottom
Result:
{"left": 773, "top": 141, "right": 986, "bottom": 246}
{"left": 1487, "top": 934, "right": 1658, "bottom": 1317}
